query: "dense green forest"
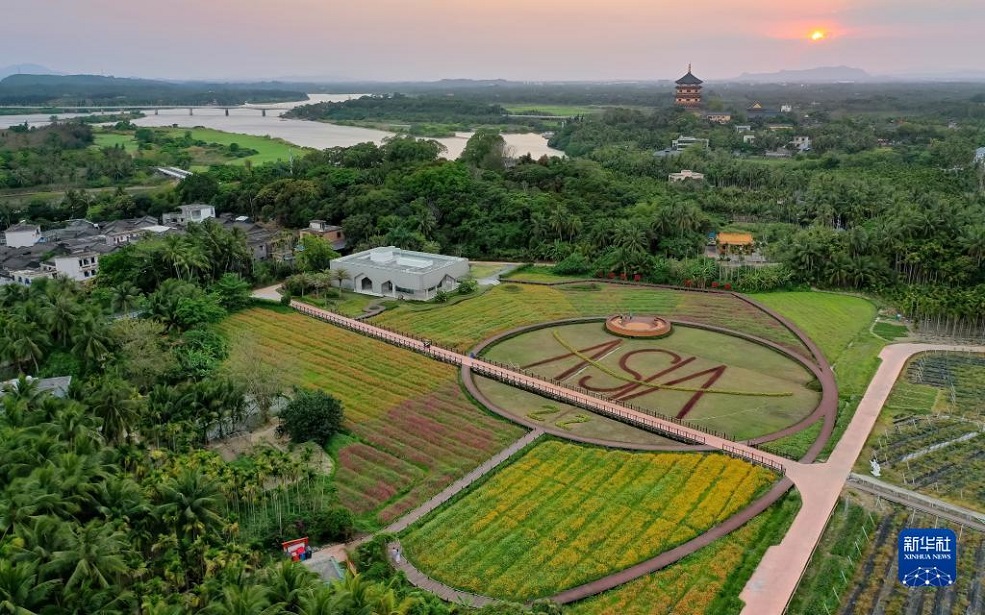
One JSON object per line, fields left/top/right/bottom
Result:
{"left": 283, "top": 93, "right": 555, "bottom": 135}
{"left": 0, "top": 74, "right": 307, "bottom": 107}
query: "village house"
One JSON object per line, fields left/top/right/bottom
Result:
{"left": 162, "top": 204, "right": 216, "bottom": 226}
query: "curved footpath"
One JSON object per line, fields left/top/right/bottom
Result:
{"left": 739, "top": 342, "right": 985, "bottom": 615}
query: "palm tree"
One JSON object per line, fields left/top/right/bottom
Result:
{"left": 612, "top": 220, "right": 649, "bottom": 256}
{"left": 39, "top": 293, "right": 82, "bottom": 345}
{"left": 156, "top": 469, "right": 225, "bottom": 545}
{"left": 0, "top": 316, "right": 47, "bottom": 375}
{"left": 0, "top": 560, "right": 55, "bottom": 615}
{"left": 110, "top": 283, "right": 143, "bottom": 316}
{"left": 52, "top": 521, "right": 128, "bottom": 590}
{"left": 70, "top": 315, "right": 113, "bottom": 368}
{"left": 209, "top": 584, "right": 276, "bottom": 615}
{"left": 330, "top": 268, "right": 351, "bottom": 295}
{"left": 263, "top": 562, "right": 319, "bottom": 613}
{"left": 84, "top": 377, "right": 142, "bottom": 445}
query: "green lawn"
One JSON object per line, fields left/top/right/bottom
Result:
{"left": 402, "top": 440, "right": 776, "bottom": 601}
{"left": 749, "top": 291, "right": 883, "bottom": 460}
{"left": 482, "top": 322, "right": 819, "bottom": 440}
{"left": 162, "top": 127, "right": 305, "bottom": 165}
{"left": 94, "top": 127, "right": 306, "bottom": 166}
{"left": 93, "top": 132, "right": 140, "bottom": 152}
{"left": 473, "top": 377, "right": 675, "bottom": 446}
{"left": 748, "top": 291, "right": 877, "bottom": 367}
{"left": 469, "top": 262, "right": 508, "bottom": 279}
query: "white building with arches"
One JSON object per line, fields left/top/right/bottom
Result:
{"left": 330, "top": 246, "right": 469, "bottom": 301}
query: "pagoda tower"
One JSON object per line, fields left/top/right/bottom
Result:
{"left": 674, "top": 64, "right": 703, "bottom": 108}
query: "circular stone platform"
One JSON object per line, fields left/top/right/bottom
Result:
{"left": 605, "top": 314, "right": 673, "bottom": 338}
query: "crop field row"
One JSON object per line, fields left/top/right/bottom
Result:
{"left": 372, "top": 283, "right": 807, "bottom": 356}
{"left": 222, "top": 308, "right": 525, "bottom": 525}
{"left": 402, "top": 440, "right": 776, "bottom": 601}
{"left": 789, "top": 497, "right": 985, "bottom": 615}
{"left": 567, "top": 493, "right": 801, "bottom": 615}
{"left": 861, "top": 351, "right": 985, "bottom": 511}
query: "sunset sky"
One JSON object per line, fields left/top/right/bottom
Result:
{"left": 5, "top": 0, "right": 983, "bottom": 81}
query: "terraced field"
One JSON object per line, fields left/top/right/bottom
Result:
{"left": 372, "top": 282, "right": 806, "bottom": 356}
{"left": 402, "top": 440, "right": 776, "bottom": 601}
{"left": 221, "top": 307, "right": 525, "bottom": 525}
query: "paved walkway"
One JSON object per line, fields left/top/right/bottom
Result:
{"left": 388, "top": 540, "right": 498, "bottom": 607}
{"left": 847, "top": 473, "right": 985, "bottom": 532}
{"left": 382, "top": 429, "right": 543, "bottom": 535}
{"left": 252, "top": 284, "right": 283, "bottom": 301}
{"left": 739, "top": 343, "right": 985, "bottom": 615}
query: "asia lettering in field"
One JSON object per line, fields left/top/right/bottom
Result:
{"left": 897, "top": 528, "right": 957, "bottom": 587}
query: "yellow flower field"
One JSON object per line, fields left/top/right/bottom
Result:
{"left": 401, "top": 440, "right": 776, "bottom": 601}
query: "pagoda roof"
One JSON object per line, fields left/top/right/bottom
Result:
{"left": 675, "top": 65, "right": 703, "bottom": 85}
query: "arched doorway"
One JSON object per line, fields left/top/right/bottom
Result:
{"left": 361, "top": 277, "right": 373, "bottom": 292}
{"left": 381, "top": 281, "right": 393, "bottom": 295}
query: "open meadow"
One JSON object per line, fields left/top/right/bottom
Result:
{"left": 401, "top": 440, "right": 777, "bottom": 601}
{"left": 221, "top": 306, "right": 525, "bottom": 526}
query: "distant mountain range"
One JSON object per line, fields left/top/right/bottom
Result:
{"left": 729, "top": 66, "right": 872, "bottom": 83}
{"left": 0, "top": 64, "right": 64, "bottom": 79}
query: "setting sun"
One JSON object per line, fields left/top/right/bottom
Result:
{"left": 810, "top": 30, "right": 827, "bottom": 41}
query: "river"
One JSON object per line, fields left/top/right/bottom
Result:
{"left": 0, "top": 94, "right": 563, "bottom": 160}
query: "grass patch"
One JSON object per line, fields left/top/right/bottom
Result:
{"left": 748, "top": 291, "right": 877, "bottom": 366}
{"left": 157, "top": 127, "right": 306, "bottom": 165}
{"left": 483, "top": 322, "right": 819, "bottom": 441}
{"left": 872, "top": 321, "right": 908, "bottom": 341}
{"left": 303, "top": 290, "right": 379, "bottom": 318}
{"left": 750, "top": 291, "right": 884, "bottom": 461}
{"left": 93, "top": 132, "right": 140, "bottom": 152}
{"left": 469, "top": 262, "right": 506, "bottom": 279}
{"left": 502, "top": 104, "right": 602, "bottom": 116}
{"left": 220, "top": 307, "right": 525, "bottom": 527}
{"left": 373, "top": 283, "right": 807, "bottom": 357}
{"left": 568, "top": 490, "right": 801, "bottom": 615}
{"left": 473, "top": 377, "right": 674, "bottom": 446}
{"left": 402, "top": 440, "right": 777, "bottom": 601}
{"left": 759, "top": 421, "right": 824, "bottom": 461}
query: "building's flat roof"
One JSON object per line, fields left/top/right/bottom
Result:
{"left": 333, "top": 246, "right": 466, "bottom": 275}
{"left": 5, "top": 223, "right": 40, "bottom": 233}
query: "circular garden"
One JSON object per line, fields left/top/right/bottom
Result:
{"left": 471, "top": 317, "right": 822, "bottom": 444}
